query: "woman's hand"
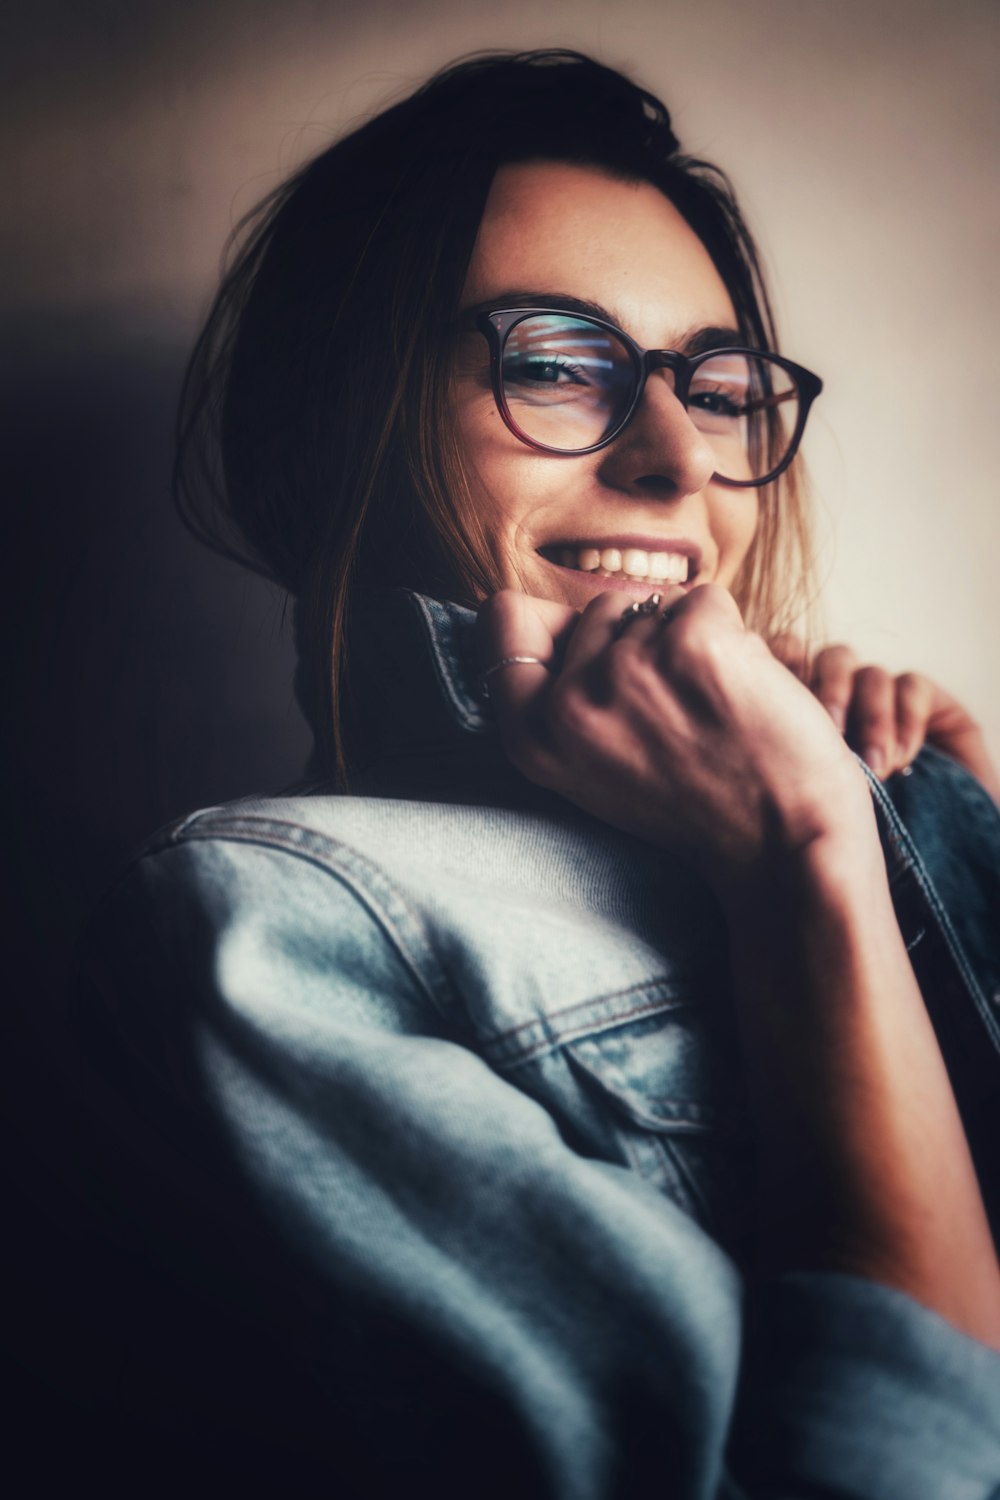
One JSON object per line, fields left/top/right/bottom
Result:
{"left": 478, "top": 585, "right": 875, "bottom": 902}
{"left": 771, "top": 635, "right": 1000, "bottom": 800}
{"left": 480, "top": 587, "right": 1000, "bottom": 1343}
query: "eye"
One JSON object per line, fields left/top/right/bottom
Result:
{"left": 506, "top": 356, "right": 589, "bottom": 388}
{"left": 688, "top": 385, "right": 744, "bottom": 419}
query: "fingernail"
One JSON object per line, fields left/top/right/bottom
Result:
{"left": 828, "top": 703, "right": 847, "bottom": 734}
{"left": 863, "top": 745, "right": 886, "bottom": 776}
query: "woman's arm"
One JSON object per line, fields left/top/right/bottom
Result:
{"left": 478, "top": 583, "right": 1000, "bottom": 1350}
{"left": 724, "top": 826, "right": 1000, "bottom": 1344}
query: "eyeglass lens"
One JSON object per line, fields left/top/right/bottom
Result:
{"left": 499, "top": 314, "right": 800, "bottom": 482}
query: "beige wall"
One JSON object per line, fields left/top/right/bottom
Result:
{"left": 7, "top": 0, "right": 999, "bottom": 763}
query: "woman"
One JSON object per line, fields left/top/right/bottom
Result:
{"left": 83, "top": 51, "right": 1000, "bottom": 1497}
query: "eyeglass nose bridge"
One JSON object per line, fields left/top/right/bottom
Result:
{"left": 640, "top": 349, "right": 695, "bottom": 409}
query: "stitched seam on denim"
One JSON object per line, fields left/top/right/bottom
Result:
{"left": 866, "top": 769, "right": 1000, "bottom": 1050}
{"left": 570, "top": 1086, "right": 725, "bottom": 1132}
{"left": 484, "top": 985, "right": 689, "bottom": 1068}
{"left": 166, "top": 815, "right": 460, "bottom": 1023}
{"left": 492, "top": 975, "right": 684, "bottom": 1045}
{"left": 566, "top": 1040, "right": 731, "bottom": 1132}
{"left": 592, "top": 1098, "right": 723, "bottom": 1131}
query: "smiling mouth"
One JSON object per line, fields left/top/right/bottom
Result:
{"left": 539, "top": 544, "right": 696, "bottom": 587}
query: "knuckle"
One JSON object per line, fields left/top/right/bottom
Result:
{"left": 479, "top": 588, "right": 517, "bottom": 628}
{"left": 811, "top": 649, "right": 854, "bottom": 701}
{"left": 816, "top": 680, "right": 851, "bottom": 706}
{"left": 894, "top": 674, "right": 932, "bottom": 738}
{"left": 851, "top": 669, "right": 894, "bottom": 733}
{"left": 662, "top": 614, "right": 739, "bottom": 680}
{"left": 585, "top": 592, "right": 624, "bottom": 629}
{"left": 505, "top": 727, "right": 556, "bottom": 787}
{"left": 854, "top": 664, "right": 891, "bottom": 693}
{"left": 610, "top": 642, "right": 657, "bottom": 699}
{"left": 548, "top": 675, "right": 603, "bottom": 743}
{"left": 815, "top": 642, "right": 854, "bottom": 670}
{"left": 661, "top": 611, "right": 704, "bottom": 662}
{"left": 895, "top": 670, "right": 926, "bottom": 699}
{"left": 476, "top": 589, "right": 519, "bottom": 656}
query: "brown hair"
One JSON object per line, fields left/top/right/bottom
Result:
{"left": 175, "top": 49, "right": 815, "bottom": 781}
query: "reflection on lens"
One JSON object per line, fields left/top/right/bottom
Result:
{"left": 688, "top": 353, "right": 799, "bottom": 483}
{"left": 500, "top": 315, "right": 634, "bottom": 451}
{"left": 499, "top": 314, "right": 800, "bottom": 481}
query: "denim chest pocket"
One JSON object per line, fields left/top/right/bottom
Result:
{"left": 560, "top": 1001, "right": 754, "bottom": 1258}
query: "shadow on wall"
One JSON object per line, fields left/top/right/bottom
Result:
{"left": 2, "top": 307, "right": 312, "bottom": 1460}
{"left": 5, "top": 307, "right": 312, "bottom": 995}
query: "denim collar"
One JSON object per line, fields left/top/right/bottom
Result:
{"left": 339, "top": 589, "right": 544, "bottom": 803}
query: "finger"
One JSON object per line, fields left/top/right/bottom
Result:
{"left": 553, "top": 586, "right": 674, "bottom": 680}
{"left": 561, "top": 581, "right": 741, "bottom": 679}
{"left": 810, "top": 644, "right": 857, "bottom": 734}
{"left": 770, "top": 632, "right": 811, "bottom": 682}
{"left": 477, "top": 589, "right": 577, "bottom": 664}
{"left": 893, "top": 672, "right": 934, "bottom": 769}
{"left": 476, "top": 590, "right": 568, "bottom": 726}
{"left": 846, "top": 664, "right": 895, "bottom": 777}
{"left": 925, "top": 686, "right": 1000, "bottom": 801}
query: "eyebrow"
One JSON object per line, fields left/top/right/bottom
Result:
{"left": 460, "top": 290, "right": 744, "bottom": 353}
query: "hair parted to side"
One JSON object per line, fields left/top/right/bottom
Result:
{"left": 175, "top": 49, "right": 815, "bottom": 783}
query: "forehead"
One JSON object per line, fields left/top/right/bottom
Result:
{"left": 461, "top": 160, "right": 737, "bottom": 345}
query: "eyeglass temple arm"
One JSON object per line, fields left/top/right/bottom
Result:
{"left": 743, "top": 388, "right": 799, "bottom": 415}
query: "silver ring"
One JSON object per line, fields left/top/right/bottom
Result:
{"left": 479, "top": 655, "right": 549, "bottom": 700}
{"left": 612, "top": 593, "right": 662, "bottom": 640}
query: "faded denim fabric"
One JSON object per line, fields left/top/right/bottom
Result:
{"left": 82, "top": 590, "right": 1000, "bottom": 1499}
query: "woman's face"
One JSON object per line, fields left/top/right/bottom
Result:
{"left": 451, "top": 161, "right": 759, "bottom": 609}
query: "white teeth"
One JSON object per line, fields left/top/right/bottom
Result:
{"left": 561, "top": 546, "right": 690, "bottom": 584}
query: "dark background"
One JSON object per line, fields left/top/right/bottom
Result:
{"left": 3, "top": 311, "right": 312, "bottom": 1478}
{"left": 3, "top": 8, "right": 315, "bottom": 1454}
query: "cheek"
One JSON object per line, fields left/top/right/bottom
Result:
{"left": 714, "top": 490, "right": 760, "bottom": 575}
{"left": 454, "top": 388, "right": 565, "bottom": 535}
{"left": 452, "top": 383, "right": 513, "bottom": 497}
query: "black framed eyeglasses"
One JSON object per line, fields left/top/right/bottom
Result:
{"left": 475, "top": 307, "right": 823, "bottom": 488}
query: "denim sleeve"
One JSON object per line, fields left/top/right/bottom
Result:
{"left": 733, "top": 1274, "right": 1000, "bottom": 1500}
{"left": 81, "top": 832, "right": 1000, "bottom": 1500}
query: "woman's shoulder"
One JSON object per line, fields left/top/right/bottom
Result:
{"left": 79, "top": 781, "right": 643, "bottom": 1053}
{"left": 87, "top": 787, "right": 465, "bottom": 1009}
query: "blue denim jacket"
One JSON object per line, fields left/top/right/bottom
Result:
{"left": 83, "top": 590, "right": 1000, "bottom": 1499}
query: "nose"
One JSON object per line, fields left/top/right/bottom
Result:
{"left": 597, "top": 371, "right": 718, "bottom": 499}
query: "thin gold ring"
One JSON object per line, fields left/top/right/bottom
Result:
{"left": 480, "top": 655, "right": 549, "bottom": 700}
